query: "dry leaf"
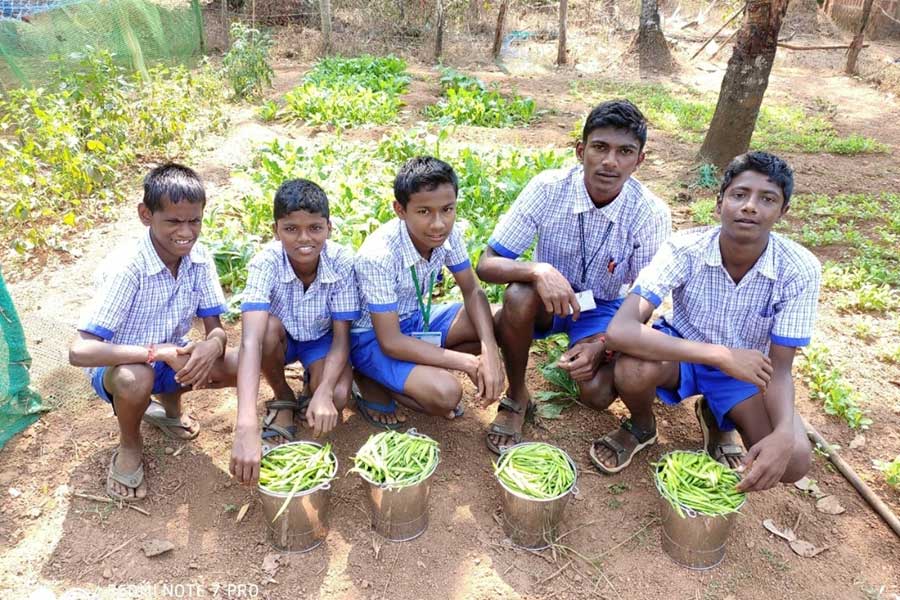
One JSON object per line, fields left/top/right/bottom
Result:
{"left": 789, "top": 539, "right": 828, "bottom": 558}
{"left": 261, "top": 553, "right": 281, "bottom": 576}
{"left": 763, "top": 519, "right": 796, "bottom": 542}
{"left": 816, "top": 495, "right": 846, "bottom": 515}
{"left": 236, "top": 503, "right": 250, "bottom": 523}
{"left": 141, "top": 538, "right": 175, "bottom": 558}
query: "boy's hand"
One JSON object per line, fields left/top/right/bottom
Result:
{"left": 718, "top": 348, "right": 773, "bottom": 390}
{"left": 476, "top": 349, "right": 505, "bottom": 406}
{"left": 532, "top": 263, "right": 580, "bottom": 319}
{"left": 306, "top": 391, "right": 339, "bottom": 437}
{"left": 174, "top": 339, "right": 222, "bottom": 389}
{"left": 154, "top": 344, "right": 181, "bottom": 366}
{"left": 230, "top": 424, "right": 261, "bottom": 485}
{"left": 557, "top": 339, "right": 605, "bottom": 382}
{"left": 736, "top": 430, "right": 794, "bottom": 492}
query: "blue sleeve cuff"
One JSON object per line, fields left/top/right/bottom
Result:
{"left": 488, "top": 238, "right": 520, "bottom": 260}
{"left": 368, "top": 302, "right": 398, "bottom": 313}
{"left": 80, "top": 324, "right": 115, "bottom": 340}
{"left": 197, "top": 304, "right": 227, "bottom": 318}
{"left": 631, "top": 286, "right": 662, "bottom": 308}
{"left": 332, "top": 310, "right": 361, "bottom": 321}
{"left": 447, "top": 259, "right": 471, "bottom": 273}
{"left": 240, "top": 302, "right": 271, "bottom": 312}
{"left": 771, "top": 334, "right": 810, "bottom": 347}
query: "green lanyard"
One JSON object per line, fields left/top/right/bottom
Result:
{"left": 409, "top": 266, "right": 435, "bottom": 331}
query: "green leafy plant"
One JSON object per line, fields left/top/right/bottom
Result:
{"left": 222, "top": 22, "right": 274, "bottom": 99}
{"left": 258, "top": 100, "right": 279, "bottom": 122}
{"left": 799, "top": 345, "right": 872, "bottom": 430}
{"left": 533, "top": 335, "right": 579, "bottom": 419}
{"left": 425, "top": 68, "right": 536, "bottom": 128}
{"left": 873, "top": 456, "right": 900, "bottom": 489}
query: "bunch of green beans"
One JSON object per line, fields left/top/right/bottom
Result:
{"left": 494, "top": 442, "right": 575, "bottom": 500}
{"left": 259, "top": 442, "right": 336, "bottom": 521}
{"left": 655, "top": 451, "right": 746, "bottom": 518}
{"left": 349, "top": 430, "right": 440, "bottom": 487}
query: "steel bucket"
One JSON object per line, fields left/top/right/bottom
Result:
{"left": 358, "top": 429, "right": 440, "bottom": 542}
{"left": 655, "top": 452, "right": 745, "bottom": 569}
{"left": 258, "top": 441, "right": 338, "bottom": 553}
{"left": 496, "top": 442, "right": 578, "bottom": 550}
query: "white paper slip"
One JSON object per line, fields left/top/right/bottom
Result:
{"left": 574, "top": 290, "right": 596, "bottom": 313}
{"left": 411, "top": 331, "right": 442, "bottom": 346}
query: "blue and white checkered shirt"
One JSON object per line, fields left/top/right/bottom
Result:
{"left": 353, "top": 218, "right": 471, "bottom": 329}
{"left": 241, "top": 240, "right": 361, "bottom": 342}
{"left": 78, "top": 230, "right": 227, "bottom": 345}
{"left": 487, "top": 165, "right": 671, "bottom": 301}
{"left": 632, "top": 227, "right": 821, "bottom": 352}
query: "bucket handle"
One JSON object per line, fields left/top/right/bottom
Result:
{"left": 570, "top": 484, "right": 580, "bottom": 497}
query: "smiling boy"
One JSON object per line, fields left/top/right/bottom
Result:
{"left": 476, "top": 100, "right": 670, "bottom": 454}
{"left": 599, "top": 152, "right": 820, "bottom": 492}
{"left": 349, "top": 156, "right": 504, "bottom": 426}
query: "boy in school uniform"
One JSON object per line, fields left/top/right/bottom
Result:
{"left": 350, "top": 156, "right": 504, "bottom": 426}
{"left": 230, "top": 179, "right": 359, "bottom": 484}
{"left": 69, "top": 163, "right": 238, "bottom": 501}
{"left": 476, "top": 100, "right": 671, "bottom": 454}
{"left": 599, "top": 152, "right": 819, "bottom": 491}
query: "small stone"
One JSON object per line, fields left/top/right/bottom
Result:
{"left": 417, "top": 561, "right": 426, "bottom": 569}
{"left": 8, "top": 488, "right": 21, "bottom": 498}
{"left": 164, "top": 447, "right": 175, "bottom": 455}
{"left": 474, "top": 558, "right": 481, "bottom": 565}
{"left": 102, "top": 567, "right": 112, "bottom": 579}
{"left": 849, "top": 434, "right": 865, "bottom": 450}
{"left": 189, "top": 562, "right": 200, "bottom": 570}
{"left": 746, "top": 540, "right": 755, "bottom": 549}
{"left": 573, "top": 574, "right": 582, "bottom": 583}
{"left": 141, "top": 538, "right": 175, "bottom": 557}
{"left": 447, "top": 525, "right": 453, "bottom": 532}
{"left": 453, "top": 469, "right": 461, "bottom": 477}
{"left": 28, "top": 507, "right": 41, "bottom": 519}
{"left": 361, "top": 580, "right": 371, "bottom": 589}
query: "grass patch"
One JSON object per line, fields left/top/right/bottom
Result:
{"left": 424, "top": 68, "right": 537, "bottom": 128}
{"left": 799, "top": 344, "right": 872, "bottom": 430}
{"left": 570, "top": 79, "right": 886, "bottom": 155}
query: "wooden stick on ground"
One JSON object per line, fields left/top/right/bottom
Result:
{"left": 779, "top": 43, "right": 869, "bottom": 51}
{"left": 74, "top": 492, "right": 151, "bottom": 517}
{"left": 802, "top": 417, "right": 900, "bottom": 539}
{"left": 690, "top": 3, "right": 746, "bottom": 60}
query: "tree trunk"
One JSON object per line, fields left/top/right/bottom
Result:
{"left": 698, "top": 0, "right": 788, "bottom": 169}
{"left": 492, "top": 0, "right": 510, "bottom": 60}
{"left": 557, "top": 0, "right": 568, "bottom": 65}
{"left": 319, "top": 0, "right": 332, "bottom": 53}
{"left": 637, "top": 0, "right": 674, "bottom": 74}
{"left": 434, "top": 0, "right": 445, "bottom": 62}
{"left": 845, "top": 0, "right": 875, "bottom": 75}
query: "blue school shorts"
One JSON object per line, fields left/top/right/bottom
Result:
{"left": 91, "top": 361, "right": 182, "bottom": 405}
{"left": 535, "top": 297, "right": 624, "bottom": 347}
{"left": 350, "top": 303, "right": 463, "bottom": 394}
{"left": 285, "top": 331, "right": 333, "bottom": 367}
{"left": 652, "top": 318, "right": 760, "bottom": 431}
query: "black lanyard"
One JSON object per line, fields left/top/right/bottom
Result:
{"left": 578, "top": 213, "right": 614, "bottom": 289}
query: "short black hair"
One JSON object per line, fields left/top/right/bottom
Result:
{"left": 142, "top": 163, "right": 206, "bottom": 213}
{"left": 393, "top": 156, "right": 459, "bottom": 208}
{"left": 719, "top": 151, "right": 795, "bottom": 207}
{"left": 273, "top": 179, "right": 330, "bottom": 221}
{"left": 582, "top": 100, "right": 648, "bottom": 150}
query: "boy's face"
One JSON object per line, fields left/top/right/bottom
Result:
{"left": 394, "top": 183, "right": 457, "bottom": 255}
{"left": 576, "top": 126, "right": 645, "bottom": 206}
{"left": 138, "top": 197, "right": 204, "bottom": 266}
{"left": 274, "top": 209, "right": 331, "bottom": 272}
{"left": 716, "top": 170, "right": 788, "bottom": 242}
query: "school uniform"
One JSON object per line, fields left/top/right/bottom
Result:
{"left": 488, "top": 164, "right": 670, "bottom": 345}
{"left": 632, "top": 226, "right": 822, "bottom": 430}
{"left": 241, "top": 240, "right": 360, "bottom": 366}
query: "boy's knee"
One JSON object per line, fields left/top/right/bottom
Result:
{"left": 613, "top": 355, "right": 658, "bottom": 395}
{"left": 417, "top": 373, "right": 462, "bottom": 413}
{"left": 107, "top": 364, "right": 154, "bottom": 402}
{"left": 577, "top": 373, "right": 615, "bottom": 411}
{"left": 783, "top": 432, "right": 813, "bottom": 483}
{"left": 333, "top": 379, "right": 352, "bottom": 411}
{"left": 501, "top": 283, "right": 541, "bottom": 321}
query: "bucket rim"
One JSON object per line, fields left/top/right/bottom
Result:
{"left": 653, "top": 450, "right": 747, "bottom": 517}
{"left": 495, "top": 441, "right": 578, "bottom": 502}
{"left": 356, "top": 429, "right": 441, "bottom": 490}
{"left": 257, "top": 440, "right": 339, "bottom": 498}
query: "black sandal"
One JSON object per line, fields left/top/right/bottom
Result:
{"left": 589, "top": 417, "right": 658, "bottom": 474}
{"left": 485, "top": 397, "right": 533, "bottom": 455}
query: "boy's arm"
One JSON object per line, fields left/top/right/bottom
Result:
{"left": 306, "top": 320, "right": 351, "bottom": 437}
{"left": 69, "top": 330, "right": 161, "bottom": 367}
{"left": 736, "top": 343, "right": 797, "bottom": 492}
{"left": 453, "top": 266, "right": 504, "bottom": 403}
{"left": 605, "top": 294, "right": 773, "bottom": 389}
{"left": 174, "top": 315, "right": 227, "bottom": 389}
{"left": 231, "top": 310, "right": 267, "bottom": 485}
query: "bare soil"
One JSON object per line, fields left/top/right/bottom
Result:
{"left": 2, "top": 13, "right": 900, "bottom": 600}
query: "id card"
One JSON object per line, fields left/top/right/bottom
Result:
{"left": 412, "top": 331, "right": 443, "bottom": 346}
{"left": 574, "top": 290, "right": 596, "bottom": 313}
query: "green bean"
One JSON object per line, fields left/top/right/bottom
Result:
{"left": 349, "top": 431, "right": 440, "bottom": 487}
{"left": 494, "top": 443, "right": 575, "bottom": 500}
{"left": 654, "top": 451, "right": 746, "bottom": 517}
{"left": 259, "top": 442, "right": 337, "bottom": 521}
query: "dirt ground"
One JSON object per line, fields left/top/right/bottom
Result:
{"left": 2, "top": 10, "right": 900, "bottom": 600}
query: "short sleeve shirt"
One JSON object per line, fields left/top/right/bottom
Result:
{"left": 240, "top": 240, "right": 360, "bottom": 342}
{"left": 488, "top": 165, "right": 671, "bottom": 300}
{"left": 631, "top": 227, "right": 822, "bottom": 352}
{"left": 353, "top": 218, "right": 470, "bottom": 329}
{"left": 78, "top": 230, "right": 227, "bottom": 345}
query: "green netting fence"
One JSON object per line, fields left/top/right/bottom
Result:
{"left": 0, "top": 267, "right": 45, "bottom": 450}
{"left": 0, "top": 0, "right": 205, "bottom": 90}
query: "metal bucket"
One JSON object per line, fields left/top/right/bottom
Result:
{"left": 258, "top": 441, "right": 337, "bottom": 553}
{"left": 655, "top": 454, "right": 745, "bottom": 570}
{"left": 496, "top": 442, "right": 578, "bottom": 550}
{"left": 358, "top": 429, "right": 440, "bottom": 542}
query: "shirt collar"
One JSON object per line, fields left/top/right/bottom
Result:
{"left": 397, "top": 219, "right": 449, "bottom": 269}
{"left": 278, "top": 242, "right": 340, "bottom": 285}
{"left": 705, "top": 228, "right": 777, "bottom": 281}
{"left": 139, "top": 229, "right": 203, "bottom": 275}
{"left": 571, "top": 166, "right": 631, "bottom": 224}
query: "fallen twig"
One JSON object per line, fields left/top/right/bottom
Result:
{"left": 74, "top": 492, "right": 150, "bottom": 517}
{"left": 779, "top": 43, "right": 869, "bottom": 50}
{"left": 592, "top": 517, "right": 659, "bottom": 561}
{"left": 535, "top": 559, "right": 572, "bottom": 587}
{"left": 93, "top": 534, "right": 140, "bottom": 564}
